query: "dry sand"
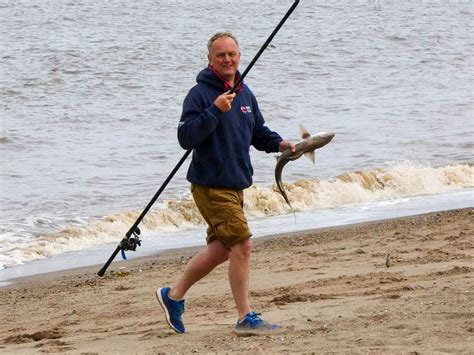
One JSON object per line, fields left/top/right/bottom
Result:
{"left": 1, "top": 208, "right": 473, "bottom": 354}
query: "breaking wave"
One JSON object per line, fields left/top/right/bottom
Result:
{"left": 0, "top": 162, "right": 472, "bottom": 269}
{"left": 246, "top": 161, "right": 473, "bottom": 216}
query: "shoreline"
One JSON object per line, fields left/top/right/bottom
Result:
{"left": 2, "top": 206, "right": 471, "bottom": 288}
{"left": 1, "top": 208, "right": 473, "bottom": 353}
{"left": 2, "top": 186, "right": 473, "bottom": 285}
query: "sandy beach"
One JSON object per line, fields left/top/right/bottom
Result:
{"left": 1, "top": 208, "right": 473, "bottom": 354}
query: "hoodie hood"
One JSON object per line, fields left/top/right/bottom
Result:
{"left": 196, "top": 66, "right": 243, "bottom": 92}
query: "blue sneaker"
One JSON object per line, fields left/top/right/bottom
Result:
{"left": 156, "top": 287, "right": 185, "bottom": 334}
{"left": 234, "top": 312, "right": 280, "bottom": 336}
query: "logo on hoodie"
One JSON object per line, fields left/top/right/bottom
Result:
{"left": 240, "top": 106, "right": 252, "bottom": 114}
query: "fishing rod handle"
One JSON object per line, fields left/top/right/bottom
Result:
{"left": 97, "top": 245, "right": 121, "bottom": 276}
{"left": 97, "top": 149, "right": 192, "bottom": 276}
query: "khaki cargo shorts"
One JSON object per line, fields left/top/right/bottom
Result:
{"left": 191, "top": 183, "right": 252, "bottom": 249}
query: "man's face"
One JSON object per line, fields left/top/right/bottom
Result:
{"left": 208, "top": 37, "right": 241, "bottom": 82}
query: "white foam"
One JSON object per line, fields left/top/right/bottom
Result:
{"left": 0, "top": 162, "right": 472, "bottom": 270}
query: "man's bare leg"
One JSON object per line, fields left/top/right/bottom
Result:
{"left": 169, "top": 240, "right": 229, "bottom": 300}
{"left": 228, "top": 238, "right": 252, "bottom": 320}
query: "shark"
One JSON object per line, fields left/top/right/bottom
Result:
{"left": 275, "top": 124, "right": 335, "bottom": 215}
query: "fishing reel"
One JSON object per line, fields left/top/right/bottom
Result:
{"left": 120, "top": 227, "right": 142, "bottom": 260}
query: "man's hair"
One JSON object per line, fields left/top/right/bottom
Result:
{"left": 207, "top": 32, "right": 239, "bottom": 53}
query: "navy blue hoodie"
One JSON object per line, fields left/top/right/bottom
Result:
{"left": 178, "top": 66, "right": 282, "bottom": 189}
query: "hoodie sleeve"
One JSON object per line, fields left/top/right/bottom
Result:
{"left": 177, "top": 87, "right": 223, "bottom": 150}
{"left": 250, "top": 93, "right": 282, "bottom": 153}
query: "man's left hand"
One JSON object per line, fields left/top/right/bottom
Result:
{"left": 279, "top": 140, "right": 296, "bottom": 153}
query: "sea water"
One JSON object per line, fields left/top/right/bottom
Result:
{"left": 1, "top": 1, "right": 473, "bottom": 277}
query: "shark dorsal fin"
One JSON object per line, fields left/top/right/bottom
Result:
{"left": 299, "top": 124, "right": 315, "bottom": 163}
{"left": 299, "top": 123, "right": 311, "bottom": 140}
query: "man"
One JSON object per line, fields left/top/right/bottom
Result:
{"left": 156, "top": 32, "right": 295, "bottom": 336}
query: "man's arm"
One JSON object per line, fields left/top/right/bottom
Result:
{"left": 177, "top": 90, "right": 235, "bottom": 150}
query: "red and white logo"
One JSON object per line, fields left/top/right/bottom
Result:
{"left": 240, "top": 106, "right": 252, "bottom": 114}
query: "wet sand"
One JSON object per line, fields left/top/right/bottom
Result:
{"left": 1, "top": 208, "right": 473, "bottom": 354}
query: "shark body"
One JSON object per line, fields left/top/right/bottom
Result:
{"left": 275, "top": 126, "right": 335, "bottom": 214}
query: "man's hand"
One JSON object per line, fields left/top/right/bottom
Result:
{"left": 279, "top": 140, "right": 296, "bottom": 153}
{"left": 214, "top": 91, "right": 236, "bottom": 112}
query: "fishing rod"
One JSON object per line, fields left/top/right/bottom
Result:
{"left": 98, "top": 0, "right": 300, "bottom": 277}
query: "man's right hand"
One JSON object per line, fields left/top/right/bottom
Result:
{"left": 214, "top": 91, "right": 236, "bottom": 113}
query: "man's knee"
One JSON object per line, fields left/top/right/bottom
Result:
{"left": 207, "top": 240, "right": 230, "bottom": 264}
{"left": 231, "top": 238, "right": 252, "bottom": 259}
